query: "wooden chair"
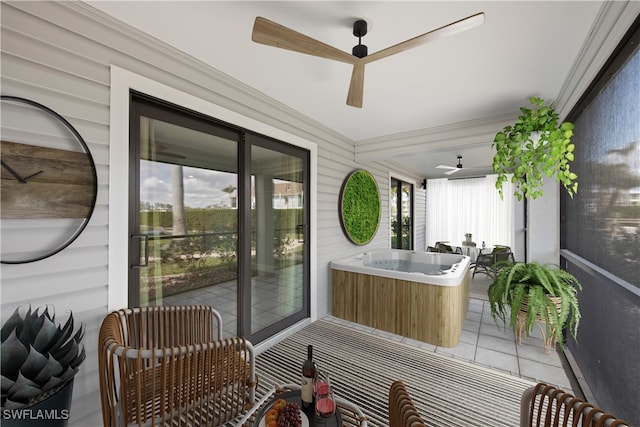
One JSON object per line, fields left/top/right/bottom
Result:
{"left": 520, "top": 383, "right": 629, "bottom": 427}
{"left": 389, "top": 380, "right": 427, "bottom": 427}
{"left": 98, "top": 305, "right": 257, "bottom": 427}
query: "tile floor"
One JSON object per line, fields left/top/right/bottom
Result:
{"left": 164, "top": 264, "right": 304, "bottom": 338}
{"left": 326, "top": 296, "right": 573, "bottom": 392}
{"left": 165, "top": 271, "right": 574, "bottom": 392}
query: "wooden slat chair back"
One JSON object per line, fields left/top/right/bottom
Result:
{"left": 389, "top": 380, "right": 427, "bottom": 427}
{"left": 98, "top": 305, "right": 256, "bottom": 427}
{"left": 520, "top": 383, "right": 629, "bottom": 427}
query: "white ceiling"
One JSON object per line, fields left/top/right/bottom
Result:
{"left": 86, "top": 1, "right": 604, "bottom": 178}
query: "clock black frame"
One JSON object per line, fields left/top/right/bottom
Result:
{"left": 0, "top": 95, "right": 98, "bottom": 264}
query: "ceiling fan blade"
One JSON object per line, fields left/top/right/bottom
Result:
{"left": 346, "top": 62, "right": 365, "bottom": 108}
{"left": 436, "top": 164, "right": 456, "bottom": 170}
{"left": 444, "top": 168, "right": 460, "bottom": 175}
{"left": 364, "top": 12, "right": 485, "bottom": 64}
{"left": 252, "top": 17, "right": 357, "bottom": 64}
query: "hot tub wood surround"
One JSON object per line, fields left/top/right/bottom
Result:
{"left": 332, "top": 269, "right": 470, "bottom": 347}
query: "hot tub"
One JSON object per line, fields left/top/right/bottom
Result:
{"left": 331, "top": 250, "right": 470, "bottom": 347}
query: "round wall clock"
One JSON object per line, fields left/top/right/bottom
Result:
{"left": 0, "top": 96, "right": 97, "bottom": 264}
{"left": 339, "top": 169, "right": 380, "bottom": 245}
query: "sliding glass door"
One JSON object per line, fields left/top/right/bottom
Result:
{"left": 128, "top": 93, "right": 309, "bottom": 343}
{"left": 390, "top": 178, "right": 414, "bottom": 249}
{"left": 245, "top": 135, "right": 309, "bottom": 342}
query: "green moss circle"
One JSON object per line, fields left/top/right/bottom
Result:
{"left": 339, "top": 169, "right": 380, "bottom": 245}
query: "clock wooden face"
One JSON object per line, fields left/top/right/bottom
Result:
{"left": 1, "top": 141, "right": 94, "bottom": 219}
{"left": 0, "top": 96, "right": 97, "bottom": 264}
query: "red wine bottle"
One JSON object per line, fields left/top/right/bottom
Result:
{"left": 301, "top": 345, "right": 316, "bottom": 410}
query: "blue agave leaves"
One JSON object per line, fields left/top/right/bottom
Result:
{"left": 0, "top": 305, "right": 85, "bottom": 409}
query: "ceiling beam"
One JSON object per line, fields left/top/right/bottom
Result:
{"left": 354, "top": 112, "right": 517, "bottom": 163}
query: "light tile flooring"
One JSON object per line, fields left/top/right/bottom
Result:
{"left": 164, "top": 264, "right": 304, "bottom": 338}
{"left": 337, "top": 274, "right": 574, "bottom": 392}
{"left": 326, "top": 299, "right": 573, "bottom": 392}
{"left": 165, "top": 272, "right": 574, "bottom": 392}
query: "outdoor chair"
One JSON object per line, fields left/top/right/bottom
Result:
{"left": 434, "top": 242, "right": 463, "bottom": 254}
{"left": 472, "top": 245, "right": 515, "bottom": 278}
{"left": 389, "top": 380, "right": 426, "bottom": 427}
{"left": 98, "top": 305, "right": 257, "bottom": 427}
{"left": 520, "top": 382, "right": 629, "bottom": 426}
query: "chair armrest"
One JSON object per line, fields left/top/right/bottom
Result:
{"left": 336, "top": 397, "right": 368, "bottom": 427}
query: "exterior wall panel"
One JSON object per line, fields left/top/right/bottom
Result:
{"left": 0, "top": 2, "right": 420, "bottom": 424}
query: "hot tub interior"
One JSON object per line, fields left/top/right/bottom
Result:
{"left": 364, "top": 259, "right": 452, "bottom": 275}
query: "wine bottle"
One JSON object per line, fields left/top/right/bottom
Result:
{"left": 301, "top": 344, "right": 316, "bottom": 410}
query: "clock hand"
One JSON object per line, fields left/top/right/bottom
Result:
{"left": 23, "top": 170, "right": 44, "bottom": 182}
{"left": 1, "top": 160, "right": 28, "bottom": 183}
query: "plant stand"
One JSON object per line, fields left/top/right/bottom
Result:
{"left": 515, "top": 296, "right": 562, "bottom": 355}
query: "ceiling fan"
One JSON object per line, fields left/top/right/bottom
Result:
{"left": 436, "top": 155, "right": 465, "bottom": 175}
{"left": 251, "top": 12, "right": 485, "bottom": 108}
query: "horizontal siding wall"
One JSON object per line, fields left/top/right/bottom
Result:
{"left": 0, "top": 2, "right": 423, "bottom": 425}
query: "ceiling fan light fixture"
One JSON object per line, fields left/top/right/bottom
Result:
{"left": 352, "top": 44, "right": 368, "bottom": 58}
{"left": 352, "top": 19, "right": 368, "bottom": 58}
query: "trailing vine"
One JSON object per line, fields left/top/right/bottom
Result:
{"left": 492, "top": 97, "right": 578, "bottom": 200}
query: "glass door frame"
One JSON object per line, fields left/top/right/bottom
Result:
{"left": 241, "top": 133, "right": 310, "bottom": 344}
{"left": 127, "top": 90, "right": 311, "bottom": 344}
{"left": 390, "top": 176, "right": 415, "bottom": 250}
{"left": 108, "top": 68, "right": 318, "bottom": 331}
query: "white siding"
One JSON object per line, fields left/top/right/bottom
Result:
{"left": 0, "top": 2, "right": 422, "bottom": 424}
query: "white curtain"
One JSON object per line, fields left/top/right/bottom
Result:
{"left": 426, "top": 175, "right": 514, "bottom": 249}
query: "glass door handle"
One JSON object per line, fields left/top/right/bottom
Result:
{"left": 130, "top": 234, "right": 149, "bottom": 268}
{"left": 297, "top": 224, "right": 307, "bottom": 243}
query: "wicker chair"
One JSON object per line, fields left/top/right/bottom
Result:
{"left": 520, "top": 383, "right": 629, "bottom": 427}
{"left": 98, "top": 305, "right": 257, "bottom": 427}
{"left": 389, "top": 381, "right": 426, "bottom": 427}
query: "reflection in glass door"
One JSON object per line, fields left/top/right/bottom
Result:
{"left": 391, "top": 178, "right": 414, "bottom": 250}
{"left": 248, "top": 141, "right": 308, "bottom": 342}
{"left": 129, "top": 96, "right": 241, "bottom": 336}
{"left": 129, "top": 94, "right": 309, "bottom": 343}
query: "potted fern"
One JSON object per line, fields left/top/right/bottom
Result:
{"left": 488, "top": 262, "right": 582, "bottom": 352}
{"left": 492, "top": 97, "right": 578, "bottom": 200}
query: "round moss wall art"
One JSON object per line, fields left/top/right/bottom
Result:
{"left": 339, "top": 169, "right": 381, "bottom": 245}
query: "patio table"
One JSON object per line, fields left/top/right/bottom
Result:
{"left": 453, "top": 242, "right": 481, "bottom": 260}
{"left": 235, "top": 383, "right": 368, "bottom": 427}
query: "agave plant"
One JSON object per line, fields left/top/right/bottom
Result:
{"left": 1, "top": 305, "right": 85, "bottom": 409}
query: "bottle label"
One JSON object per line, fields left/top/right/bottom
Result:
{"left": 301, "top": 375, "right": 313, "bottom": 403}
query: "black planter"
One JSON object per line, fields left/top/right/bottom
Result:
{"left": 1, "top": 379, "right": 74, "bottom": 427}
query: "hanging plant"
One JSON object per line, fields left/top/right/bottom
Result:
{"left": 492, "top": 97, "right": 578, "bottom": 200}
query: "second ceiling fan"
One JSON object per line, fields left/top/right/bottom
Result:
{"left": 251, "top": 12, "right": 485, "bottom": 108}
{"left": 437, "top": 155, "right": 490, "bottom": 176}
